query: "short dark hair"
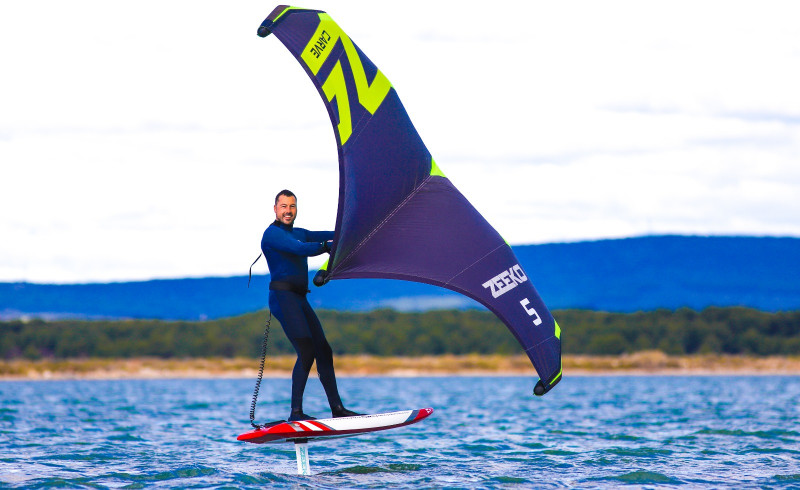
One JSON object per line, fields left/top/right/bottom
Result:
{"left": 275, "top": 189, "right": 296, "bottom": 205}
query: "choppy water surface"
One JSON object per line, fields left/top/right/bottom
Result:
{"left": 2, "top": 375, "right": 800, "bottom": 488}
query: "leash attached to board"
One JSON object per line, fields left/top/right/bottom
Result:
{"left": 249, "top": 310, "right": 283, "bottom": 429}
{"left": 247, "top": 253, "right": 283, "bottom": 429}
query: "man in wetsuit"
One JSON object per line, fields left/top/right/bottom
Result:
{"left": 261, "top": 189, "right": 361, "bottom": 422}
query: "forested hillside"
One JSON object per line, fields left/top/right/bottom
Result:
{"left": 3, "top": 307, "right": 799, "bottom": 359}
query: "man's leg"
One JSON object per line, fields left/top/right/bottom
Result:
{"left": 301, "top": 299, "right": 362, "bottom": 417}
{"left": 269, "top": 291, "right": 315, "bottom": 420}
{"left": 288, "top": 337, "right": 315, "bottom": 420}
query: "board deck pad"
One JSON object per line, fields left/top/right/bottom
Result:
{"left": 237, "top": 408, "right": 434, "bottom": 444}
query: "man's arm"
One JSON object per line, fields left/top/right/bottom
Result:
{"left": 263, "top": 227, "right": 327, "bottom": 257}
{"left": 304, "top": 230, "right": 334, "bottom": 242}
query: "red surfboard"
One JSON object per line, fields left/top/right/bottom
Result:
{"left": 237, "top": 408, "right": 434, "bottom": 444}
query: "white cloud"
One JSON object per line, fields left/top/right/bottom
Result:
{"left": 1, "top": 0, "right": 799, "bottom": 282}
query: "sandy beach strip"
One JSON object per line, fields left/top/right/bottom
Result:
{"left": 2, "top": 352, "right": 800, "bottom": 380}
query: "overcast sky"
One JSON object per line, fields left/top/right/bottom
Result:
{"left": 2, "top": 0, "right": 799, "bottom": 283}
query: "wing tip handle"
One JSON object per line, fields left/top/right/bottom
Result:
{"left": 533, "top": 373, "right": 562, "bottom": 397}
{"left": 257, "top": 5, "right": 293, "bottom": 37}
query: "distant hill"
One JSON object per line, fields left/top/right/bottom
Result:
{"left": 1, "top": 235, "right": 798, "bottom": 320}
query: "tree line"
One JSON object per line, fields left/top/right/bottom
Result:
{"left": 2, "top": 307, "right": 799, "bottom": 360}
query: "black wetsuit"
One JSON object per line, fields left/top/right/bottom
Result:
{"left": 260, "top": 221, "right": 342, "bottom": 415}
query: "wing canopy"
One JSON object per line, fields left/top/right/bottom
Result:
{"left": 258, "top": 6, "right": 562, "bottom": 394}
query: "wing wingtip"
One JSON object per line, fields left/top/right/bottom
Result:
{"left": 534, "top": 372, "right": 563, "bottom": 397}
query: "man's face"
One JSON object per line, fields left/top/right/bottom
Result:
{"left": 274, "top": 195, "right": 297, "bottom": 226}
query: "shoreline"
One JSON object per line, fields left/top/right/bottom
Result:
{"left": 3, "top": 352, "right": 800, "bottom": 380}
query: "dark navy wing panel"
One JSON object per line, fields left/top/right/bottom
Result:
{"left": 258, "top": 6, "right": 562, "bottom": 394}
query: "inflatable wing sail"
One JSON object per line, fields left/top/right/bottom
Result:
{"left": 257, "top": 6, "right": 562, "bottom": 395}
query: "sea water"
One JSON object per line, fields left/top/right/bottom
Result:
{"left": 1, "top": 375, "right": 799, "bottom": 488}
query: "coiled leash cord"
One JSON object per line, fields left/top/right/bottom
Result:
{"left": 249, "top": 310, "right": 275, "bottom": 429}
{"left": 247, "top": 253, "right": 283, "bottom": 430}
